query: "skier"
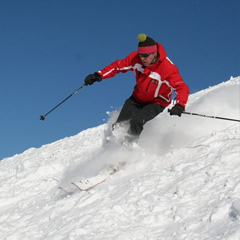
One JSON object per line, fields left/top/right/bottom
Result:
{"left": 84, "top": 33, "right": 190, "bottom": 145}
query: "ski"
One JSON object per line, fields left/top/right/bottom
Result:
{"left": 59, "top": 163, "right": 125, "bottom": 192}
{"left": 72, "top": 165, "right": 119, "bottom": 191}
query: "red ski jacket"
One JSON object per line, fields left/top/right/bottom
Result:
{"left": 97, "top": 43, "right": 190, "bottom": 108}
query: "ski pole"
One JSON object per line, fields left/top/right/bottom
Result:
{"left": 168, "top": 109, "right": 240, "bottom": 122}
{"left": 182, "top": 111, "right": 240, "bottom": 122}
{"left": 40, "top": 84, "right": 86, "bottom": 121}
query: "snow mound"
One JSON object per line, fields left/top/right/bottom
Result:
{"left": 0, "top": 76, "right": 239, "bottom": 240}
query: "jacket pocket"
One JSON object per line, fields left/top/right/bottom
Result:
{"left": 157, "top": 82, "right": 172, "bottom": 102}
{"left": 146, "top": 79, "right": 158, "bottom": 93}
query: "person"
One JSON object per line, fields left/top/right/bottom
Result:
{"left": 84, "top": 33, "right": 190, "bottom": 144}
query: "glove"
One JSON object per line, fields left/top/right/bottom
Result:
{"left": 84, "top": 72, "right": 102, "bottom": 86}
{"left": 169, "top": 104, "right": 185, "bottom": 117}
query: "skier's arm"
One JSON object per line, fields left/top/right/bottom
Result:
{"left": 167, "top": 71, "right": 190, "bottom": 108}
{"left": 97, "top": 52, "right": 136, "bottom": 79}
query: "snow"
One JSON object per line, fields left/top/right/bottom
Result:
{"left": 0, "top": 76, "right": 240, "bottom": 240}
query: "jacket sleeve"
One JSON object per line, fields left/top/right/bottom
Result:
{"left": 97, "top": 52, "right": 136, "bottom": 79}
{"left": 167, "top": 71, "right": 190, "bottom": 108}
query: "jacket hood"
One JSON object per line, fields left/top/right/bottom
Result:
{"left": 157, "top": 43, "right": 167, "bottom": 62}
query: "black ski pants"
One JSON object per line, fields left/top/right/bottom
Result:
{"left": 115, "top": 96, "right": 165, "bottom": 137}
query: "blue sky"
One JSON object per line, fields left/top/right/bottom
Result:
{"left": 0, "top": 0, "right": 239, "bottom": 160}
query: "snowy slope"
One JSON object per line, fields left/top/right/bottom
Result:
{"left": 0, "top": 77, "right": 239, "bottom": 240}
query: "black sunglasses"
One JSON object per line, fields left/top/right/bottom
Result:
{"left": 138, "top": 53, "right": 153, "bottom": 58}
